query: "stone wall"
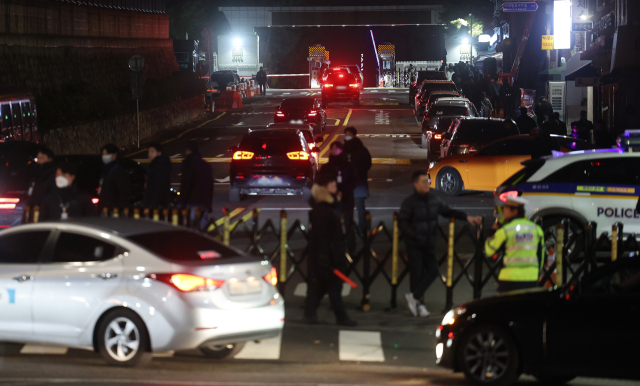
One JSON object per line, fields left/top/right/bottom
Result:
{"left": 42, "top": 94, "right": 203, "bottom": 154}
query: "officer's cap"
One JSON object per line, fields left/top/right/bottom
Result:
{"left": 504, "top": 195, "right": 528, "bottom": 208}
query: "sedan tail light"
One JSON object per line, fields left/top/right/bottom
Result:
{"left": 349, "top": 84, "right": 358, "bottom": 88}
{"left": 233, "top": 151, "right": 254, "bottom": 160}
{"left": 264, "top": 267, "right": 278, "bottom": 286}
{"left": 91, "top": 198, "right": 99, "bottom": 205}
{"left": 148, "top": 273, "right": 224, "bottom": 292}
{"left": 287, "top": 151, "right": 310, "bottom": 160}
{"left": 323, "top": 84, "right": 333, "bottom": 88}
{"left": 434, "top": 134, "right": 442, "bottom": 139}
{"left": 498, "top": 190, "right": 521, "bottom": 202}
{"left": 0, "top": 198, "right": 19, "bottom": 210}
{"left": 308, "top": 111, "right": 317, "bottom": 117}
{"left": 276, "top": 110, "right": 285, "bottom": 117}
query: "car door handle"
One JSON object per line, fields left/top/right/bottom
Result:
{"left": 13, "top": 275, "right": 33, "bottom": 282}
{"left": 100, "top": 273, "right": 118, "bottom": 280}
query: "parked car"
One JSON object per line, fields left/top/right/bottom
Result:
{"left": 0, "top": 218, "right": 284, "bottom": 366}
{"left": 421, "top": 100, "right": 477, "bottom": 159}
{"left": 439, "top": 117, "right": 520, "bottom": 158}
{"left": 409, "top": 71, "right": 448, "bottom": 105}
{"left": 274, "top": 98, "right": 326, "bottom": 132}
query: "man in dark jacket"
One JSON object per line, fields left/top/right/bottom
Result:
{"left": 571, "top": 111, "right": 595, "bottom": 143}
{"left": 552, "top": 112, "right": 567, "bottom": 136}
{"left": 179, "top": 140, "right": 213, "bottom": 211}
{"left": 99, "top": 143, "right": 133, "bottom": 210}
{"left": 342, "top": 127, "right": 372, "bottom": 233}
{"left": 144, "top": 143, "right": 172, "bottom": 207}
{"left": 398, "top": 170, "right": 481, "bottom": 317}
{"left": 41, "top": 162, "right": 97, "bottom": 221}
{"left": 256, "top": 67, "right": 267, "bottom": 95}
{"left": 29, "top": 146, "right": 56, "bottom": 209}
{"left": 515, "top": 107, "right": 538, "bottom": 135}
{"left": 535, "top": 97, "right": 553, "bottom": 123}
{"left": 304, "top": 172, "right": 357, "bottom": 326}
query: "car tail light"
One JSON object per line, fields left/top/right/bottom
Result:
{"left": 0, "top": 198, "right": 19, "bottom": 210}
{"left": 276, "top": 110, "right": 285, "bottom": 117}
{"left": 349, "top": 84, "right": 358, "bottom": 88}
{"left": 424, "top": 117, "right": 431, "bottom": 121}
{"left": 339, "top": 74, "right": 344, "bottom": 77}
{"left": 308, "top": 111, "right": 317, "bottom": 117}
{"left": 287, "top": 151, "right": 310, "bottom": 160}
{"left": 466, "top": 110, "right": 469, "bottom": 116}
{"left": 233, "top": 151, "right": 254, "bottom": 160}
{"left": 498, "top": 190, "right": 520, "bottom": 202}
{"left": 148, "top": 273, "right": 224, "bottom": 292}
{"left": 91, "top": 198, "right": 99, "bottom": 205}
{"left": 324, "top": 84, "right": 333, "bottom": 87}
{"left": 264, "top": 267, "right": 278, "bottom": 286}
{"left": 434, "top": 134, "right": 442, "bottom": 139}
{"left": 308, "top": 143, "right": 315, "bottom": 149}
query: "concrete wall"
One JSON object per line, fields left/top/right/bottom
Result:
{"left": 42, "top": 94, "right": 203, "bottom": 154}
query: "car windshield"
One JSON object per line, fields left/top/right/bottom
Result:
{"left": 281, "top": 99, "right": 314, "bottom": 109}
{"left": 210, "top": 74, "right": 235, "bottom": 88}
{"left": 500, "top": 159, "right": 545, "bottom": 186}
{"left": 455, "top": 120, "right": 519, "bottom": 142}
{"left": 128, "top": 230, "right": 240, "bottom": 262}
{"left": 428, "top": 106, "right": 468, "bottom": 117}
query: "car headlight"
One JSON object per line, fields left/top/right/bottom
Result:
{"left": 435, "top": 343, "right": 444, "bottom": 359}
{"left": 429, "top": 161, "right": 439, "bottom": 169}
{"left": 441, "top": 307, "right": 466, "bottom": 326}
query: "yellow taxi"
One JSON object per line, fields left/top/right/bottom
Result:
{"left": 428, "top": 135, "right": 592, "bottom": 196}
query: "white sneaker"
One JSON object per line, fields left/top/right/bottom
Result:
{"left": 418, "top": 304, "right": 430, "bottom": 317}
{"left": 405, "top": 293, "right": 418, "bottom": 316}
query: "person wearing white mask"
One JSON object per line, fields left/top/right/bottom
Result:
{"left": 99, "top": 143, "right": 132, "bottom": 211}
{"left": 40, "top": 162, "right": 96, "bottom": 221}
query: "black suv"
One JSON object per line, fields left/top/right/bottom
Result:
{"left": 321, "top": 72, "right": 360, "bottom": 107}
{"left": 274, "top": 98, "right": 327, "bottom": 132}
{"left": 229, "top": 129, "right": 319, "bottom": 202}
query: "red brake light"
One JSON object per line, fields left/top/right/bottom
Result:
{"left": 339, "top": 74, "right": 344, "bottom": 77}
{"left": 435, "top": 134, "right": 442, "bottom": 139}
{"left": 308, "top": 111, "right": 317, "bottom": 117}
{"left": 148, "top": 273, "right": 224, "bottom": 292}
{"left": 276, "top": 111, "right": 285, "bottom": 117}
{"left": 0, "top": 198, "right": 19, "bottom": 210}
{"left": 425, "top": 117, "right": 431, "bottom": 121}
{"left": 91, "top": 198, "right": 99, "bottom": 205}
{"left": 349, "top": 84, "right": 358, "bottom": 88}
{"left": 498, "top": 190, "right": 520, "bottom": 202}
{"left": 287, "top": 151, "right": 310, "bottom": 160}
{"left": 233, "top": 151, "right": 254, "bottom": 160}
{"left": 466, "top": 110, "right": 469, "bottom": 116}
{"left": 324, "top": 84, "right": 333, "bottom": 87}
{"left": 264, "top": 267, "right": 278, "bottom": 286}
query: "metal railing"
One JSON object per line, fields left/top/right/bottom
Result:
{"left": 50, "top": 0, "right": 166, "bottom": 13}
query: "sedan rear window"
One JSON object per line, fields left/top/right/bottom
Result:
{"left": 428, "top": 106, "right": 469, "bottom": 116}
{"left": 128, "top": 230, "right": 239, "bottom": 262}
{"left": 241, "top": 135, "right": 303, "bottom": 153}
{"left": 281, "top": 99, "right": 314, "bottom": 109}
{"left": 455, "top": 121, "right": 519, "bottom": 142}
{"left": 325, "top": 74, "right": 356, "bottom": 84}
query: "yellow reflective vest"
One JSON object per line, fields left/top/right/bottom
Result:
{"left": 485, "top": 218, "right": 544, "bottom": 282}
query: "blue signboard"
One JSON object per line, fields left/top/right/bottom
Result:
{"left": 502, "top": 2, "right": 539, "bottom": 12}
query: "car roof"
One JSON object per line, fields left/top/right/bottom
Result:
{"left": 527, "top": 148, "right": 633, "bottom": 182}
{"left": 15, "top": 217, "right": 181, "bottom": 237}
{"left": 432, "top": 100, "right": 469, "bottom": 106}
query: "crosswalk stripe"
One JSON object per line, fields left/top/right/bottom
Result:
{"left": 338, "top": 331, "right": 385, "bottom": 362}
{"left": 234, "top": 333, "right": 282, "bottom": 360}
{"left": 20, "top": 344, "right": 68, "bottom": 355}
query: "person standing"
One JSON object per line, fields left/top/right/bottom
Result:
{"left": 143, "top": 143, "right": 172, "bottom": 208}
{"left": 99, "top": 144, "right": 132, "bottom": 210}
{"left": 485, "top": 196, "right": 544, "bottom": 293}
{"left": 342, "top": 127, "right": 372, "bottom": 233}
{"left": 399, "top": 170, "right": 482, "bottom": 317}
{"left": 40, "top": 162, "right": 97, "bottom": 221}
{"left": 500, "top": 81, "right": 515, "bottom": 118}
{"left": 29, "top": 146, "right": 56, "bottom": 209}
{"left": 535, "top": 97, "right": 553, "bottom": 123}
{"left": 480, "top": 92, "right": 494, "bottom": 117}
{"left": 571, "top": 111, "right": 595, "bottom": 143}
{"left": 552, "top": 112, "right": 567, "bottom": 136}
{"left": 256, "top": 67, "right": 267, "bottom": 96}
{"left": 304, "top": 172, "right": 357, "bottom": 326}
{"left": 179, "top": 140, "right": 213, "bottom": 213}
{"left": 515, "top": 107, "right": 538, "bottom": 135}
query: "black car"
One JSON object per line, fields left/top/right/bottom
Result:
{"left": 440, "top": 118, "right": 520, "bottom": 157}
{"left": 415, "top": 90, "right": 460, "bottom": 117}
{"left": 321, "top": 72, "right": 360, "bottom": 107}
{"left": 422, "top": 101, "right": 477, "bottom": 159}
{"left": 274, "top": 97, "right": 327, "bottom": 132}
{"left": 437, "top": 257, "right": 640, "bottom": 385}
{"left": 229, "top": 128, "right": 318, "bottom": 202}
{"left": 409, "top": 71, "right": 448, "bottom": 105}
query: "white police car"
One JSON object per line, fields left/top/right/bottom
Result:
{"left": 495, "top": 147, "right": 640, "bottom": 256}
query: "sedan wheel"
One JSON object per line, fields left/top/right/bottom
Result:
{"left": 437, "top": 168, "right": 463, "bottom": 196}
{"left": 200, "top": 342, "right": 246, "bottom": 359}
{"left": 459, "top": 325, "right": 520, "bottom": 386}
{"left": 97, "top": 309, "right": 151, "bottom": 367}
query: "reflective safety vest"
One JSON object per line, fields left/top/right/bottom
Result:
{"left": 485, "top": 218, "right": 544, "bottom": 282}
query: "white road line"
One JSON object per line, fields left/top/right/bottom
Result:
{"left": 20, "top": 344, "right": 68, "bottom": 355}
{"left": 215, "top": 176, "right": 230, "bottom": 183}
{"left": 389, "top": 90, "right": 396, "bottom": 93}
{"left": 283, "top": 92, "right": 290, "bottom": 95}
{"left": 234, "top": 333, "right": 282, "bottom": 360}
{"left": 339, "top": 331, "right": 385, "bottom": 362}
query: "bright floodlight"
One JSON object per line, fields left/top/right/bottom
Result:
{"left": 462, "top": 38, "right": 469, "bottom": 44}
{"left": 478, "top": 34, "right": 491, "bottom": 43}
{"left": 580, "top": 14, "right": 588, "bottom": 20}
{"left": 232, "top": 38, "right": 242, "bottom": 47}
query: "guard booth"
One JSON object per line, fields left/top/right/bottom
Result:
{"left": 378, "top": 43, "right": 395, "bottom": 87}
{"left": 308, "top": 45, "right": 329, "bottom": 89}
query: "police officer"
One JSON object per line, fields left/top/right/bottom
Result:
{"left": 485, "top": 196, "right": 544, "bottom": 293}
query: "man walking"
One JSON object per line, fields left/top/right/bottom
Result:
{"left": 485, "top": 196, "right": 544, "bottom": 293}
{"left": 305, "top": 172, "right": 357, "bottom": 326}
{"left": 256, "top": 67, "right": 267, "bottom": 96}
{"left": 399, "top": 170, "right": 482, "bottom": 316}
{"left": 29, "top": 146, "right": 56, "bottom": 209}
{"left": 480, "top": 92, "right": 493, "bottom": 117}
{"left": 144, "top": 143, "right": 172, "bottom": 207}
{"left": 40, "top": 162, "right": 97, "bottom": 221}
{"left": 342, "top": 127, "right": 372, "bottom": 233}
{"left": 179, "top": 141, "right": 214, "bottom": 220}
{"left": 99, "top": 144, "right": 132, "bottom": 210}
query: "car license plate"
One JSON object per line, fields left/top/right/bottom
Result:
{"left": 257, "top": 176, "right": 283, "bottom": 186}
{"left": 228, "top": 279, "right": 262, "bottom": 296}
{"left": 289, "top": 119, "right": 304, "bottom": 124}
{"left": 337, "top": 86, "right": 346, "bottom": 90}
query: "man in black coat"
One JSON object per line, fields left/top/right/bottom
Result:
{"left": 571, "top": 110, "right": 595, "bottom": 143}
{"left": 99, "top": 143, "right": 133, "bottom": 210}
{"left": 398, "top": 170, "right": 481, "bottom": 317}
{"left": 179, "top": 140, "right": 213, "bottom": 211}
{"left": 304, "top": 172, "right": 356, "bottom": 326}
{"left": 342, "top": 127, "right": 372, "bottom": 233}
{"left": 515, "top": 107, "right": 538, "bottom": 135}
{"left": 29, "top": 146, "right": 56, "bottom": 209}
{"left": 321, "top": 142, "right": 358, "bottom": 232}
{"left": 40, "top": 162, "right": 97, "bottom": 221}
{"left": 552, "top": 112, "right": 568, "bottom": 136}
{"left": 256, "top": 67, "right": 267, "bottom": 95}
{"left": 535, "top": 97, "right": 553, "bottom": 123}
{"left": 143, "top": 143, "right": 172, "bottom": 207}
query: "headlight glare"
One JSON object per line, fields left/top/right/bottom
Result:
{"left": 441, "top": 307, "right": 466, "bottom": 325}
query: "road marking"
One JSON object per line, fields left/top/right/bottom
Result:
{"left": 339, "top": 331, "right": 385, "bottom": 362}
{"left": 389, "top": 90, "right": 396, "bottom": 93}
{"left": 235, "top": 333, "right": 282, "bottom": 360}
{"left": 374, "top": 110, "right": 390, "bottom": 125}
{"left": 370, "top": 90, "right": 379, "bottom": 93}
{"left": 333, "top": 119, "right": 341, "bottom": 126}
{"left": 20, "top": 344, "right": 68, "bottom": 355}
{"left": 323, "top": 134, "right": 329, "bottom": 141}
{"left": 343, "top": 109, "right": 352, "bottom": 126}
{"left": 318, "top": 134, "right": 339, "bottom": 158}
{"left": 283, "top": 92, "right": 290, "bottom": 95}
{"left": 177, "top": 112, "right": 227, "bottom": 139}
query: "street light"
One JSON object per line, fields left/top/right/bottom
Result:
{"left": 462, "top": 38, "right": 469, "bottom": 45}
{"left": 232, "top": 38, "right": 242, "bottom": 47}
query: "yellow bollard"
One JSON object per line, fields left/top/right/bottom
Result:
{"left": 162, "top": 209, "right": 169, "bottom": 222}
{"left": 123, "top": 208, "right": 129, "bottom": 218}
{"left": 556, "top": 223, "right": 564, "bottom": 287}
{"left": 112, "top": 208, "right": 119, "bottom": 218}
{"left": 152, "top": 209, "right": 159, "bottom": 222}
{"left": 102, "top": 207, "right": 109, "bottom": 217}
{"left": 133, "top": 208, "right": 140, "bottom": 220}
{"left": 447, "top": 218, "right": 455, "bottom": 288}
{"left": 391, "top": 212, "right": 399, "bottom": 285}
{"left": 181, "top": 209, "right": 189, "bottom": 227}
{"left": 24, "top": 205, "right": 31, "bottom": 224}
{"left": 33, "top": 205, "right": 40, "bottom": 223}
{"left": 611, "top": 224, "right": 618, "bottom": 262}
{"left": 143, "top": 208, "right": 150, "bottom": 219}
{"left": 172, "top": 209, "right": 179, "bottom": 226}
{"left": 223, "top": 208, "right": 230, "bottom": 245}
{"left": 280, "top": 210, "right": 288, "bottom": 283}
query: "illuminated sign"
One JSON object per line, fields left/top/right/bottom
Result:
{"left": 232, "top": 48, "right": 243, "bottom": 62}
{"left": 554, "top": 1, "right": 572, "bottom": 49}
{"left": 542, "top": 35, "right": 554, "bottom": 50}
{"left": 460, "top": 44, "right": 471, "bottom": 61}
{"left": 309, "top": 46, "right": 326, "bottom": 57}
{"left": 378, "top": 45, "right": 395, "bottom": 56}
